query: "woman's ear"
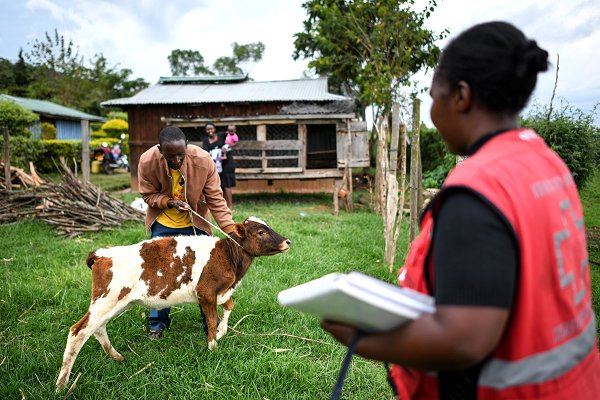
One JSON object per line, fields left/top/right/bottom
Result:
{"left": 454, "top": 80, "right": 472, "bottom": 113}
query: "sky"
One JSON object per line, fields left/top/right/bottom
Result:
{"left": 0, "top": 0, "right": 598, "bottom": 127}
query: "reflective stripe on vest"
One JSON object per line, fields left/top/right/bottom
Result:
{"left": 480, "top": 314, "right": 597, "bottom": 389}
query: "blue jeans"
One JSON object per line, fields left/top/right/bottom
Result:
{"left": 148, "top": 222, "right": 209, "bottom": 333}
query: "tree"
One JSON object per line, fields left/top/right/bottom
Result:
{"left": 84, "top": 54, "right": 149, "bottom": 115}
{"left": 13, "top": 49, "right": 32, "bottom": 96}
{"left": 0, "top": 58, "right": 15, "bottom": 93}
{"left": 168, "top": 42, "right": 265, "bottom": 77}
{"left": 9, "top": 30, "right": 148, "bottom": 116}
{"left": 0, "top": 100, "right": 39, "bottom": 137}
{"left": 294, "top": 0, "right": 444, "bottom": 115}
{"left": 294, "top": 0, "right": 445, "bottom": 270}
{"left": 168, "top": 49, "right": 213, "bottom": 76}
{"left": 522, "top": 100, "right": 599, "bottom": 189}
{"left": 213, "top": 42, "right": 265, "bottom": 76}
{"left": 25, "top": 29, "right": 87, "bottom": 106}
{"left": 0, "top": 51, "right": 32, "bottom": 97}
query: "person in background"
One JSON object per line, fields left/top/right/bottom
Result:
{"left": 225, "top": 124, "right": 239, "bottom": 148}
{"left": 321, "top": 21, "right": 600, "bottom": 399}
{"left": 138, "top": 126, "right": 235, "bottom": 339}
{"left": 202, "top": 122, "right": 236, "bottom": 211}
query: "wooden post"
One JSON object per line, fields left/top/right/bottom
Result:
{"left": 257, "top": 124, "right": 267, "bottom": 171}
{"left": 298, "top": 124, "right": 307, "bottom": 171}
{"left": 345, "top": 119, "right": 353, "bottom": 211}
{"left": 391, "top": 122, "right": 408, "bottom": 269}
{"left": 333, "top": 178, "right": 341, "bottom": 216}
{"left": 81, "top": 120, "right": 90, "bottom": 182}
{"left": 384, "top": 103, "right": 401, "bottom": 269}
{"left": 2, "top": 126, "right": 10, "bottom": 191}
{"left": 409, "top": 98, "right": 421, "bottom": 243}
{"left": 373, "top": 116, "right": 387, "bottom": 215}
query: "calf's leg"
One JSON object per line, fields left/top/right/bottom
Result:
{"left": 94, "top": 324, "right": 124, "bottom": 361}
{"left": 56, "top": 298, "right": 129, "bottom": 391}
{"left": 198, "top": 297, "right": 219, "bottom": 350}
{"left": 56, "top": 311, "right": 93, "bottom": 391}
{"left": 216, "top": 297, "right": 234, "bottom": 340}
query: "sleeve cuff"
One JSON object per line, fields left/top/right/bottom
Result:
{"left": 222, "top": 224, "right": 235, "bottom": 234}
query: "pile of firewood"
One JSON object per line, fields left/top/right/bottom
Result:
{"left": 0, "top": 158, "right": 145, "bottom": 237}
{"left": 0, "top": 161, "right": 44, "bottom": 190}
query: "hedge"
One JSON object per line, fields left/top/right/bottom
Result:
{"left": 0, "top": 136, "right": 128, "bottom": 174}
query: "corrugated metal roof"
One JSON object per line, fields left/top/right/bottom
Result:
{"left": 0, "top": 94, "right": 104, "bottom": 121}
{"left": 101, "top": 77, "right": 351, "bottom": 106}
{"left": 159, "top": 75, "right": 248, "bottom": 84}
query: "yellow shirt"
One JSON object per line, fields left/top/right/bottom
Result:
{"left": 156, "top": 169, "right": 192, "bottom": 228}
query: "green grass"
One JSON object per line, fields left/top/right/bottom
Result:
{"left": 0, "top": 191, "right": 401, "bottom": 399}
{"left": 1, "top": 171, "right": 598, "bottom": 399}
{"left": 581, "top": 171, "right": 600, "bottom": 318}
{"left": 44, "top": 170, "right": 132, "bottom": 192}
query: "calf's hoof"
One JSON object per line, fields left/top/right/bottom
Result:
{"left": 208, "top": 339, "right": 217, "bottom": 351}
{"left": 55, "top": 377, "right": 67, "bottom": 392}
{"left": 216, "top": 327, "right": 227, "bottom": 340}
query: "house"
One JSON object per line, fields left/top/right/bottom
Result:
{"left": 101, "top": 76, "right": 369, "bottom": 194}
{"left": 0, "top": 94, "right": 104, "bottom": 139}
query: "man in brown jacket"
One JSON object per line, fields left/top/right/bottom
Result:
{"left": 138, "top": 126, "right": 235, "bottom": 339}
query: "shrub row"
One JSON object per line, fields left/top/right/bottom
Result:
{"left": 0, "top": 136, "right": 128, "bottom": 173}
{"left": 418, "top": 100, "right": 599, "bottom": 190}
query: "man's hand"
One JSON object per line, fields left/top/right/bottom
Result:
{"left": 167, "top": 199, "right": 190, "bottom": 212}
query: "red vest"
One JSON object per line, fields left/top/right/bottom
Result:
{"left": 391, "top": 129, "right": 600, "bottom": 399}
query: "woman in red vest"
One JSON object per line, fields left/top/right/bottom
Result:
{"left": 321, "top": 21, "right": 600, "bottom": 399}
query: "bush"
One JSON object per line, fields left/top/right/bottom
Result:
{"left": 420, "top": 124, "right": 455, "bottom": 188}
{"left": 37, "top": 140, "right": 82, "bottom": 172}
{"left": 91, "top": 130, "right": 108, "bottom": 139}
{"left": 0, "top": 136, "right": 131, "bottom": 173}
{"left": 0, "top": 136, "right": 46, "bottom": 170}
{"left": 40, "top": 122, "right": 56, "bottom": 140}
{"left": 0, "top": 100, "right": 39, "bottom": 137}
{"left": 522, "top": 100, "right": 599, "bottom": 189}
{"left": 100, "top": 119, "right": 128, "bottom": 139}
{"left": 107, "top": 111, "right": 128, "bottom": 122}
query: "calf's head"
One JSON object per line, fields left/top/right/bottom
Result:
{"left": 232, "top": 217, "right": 290, "bottom": 256}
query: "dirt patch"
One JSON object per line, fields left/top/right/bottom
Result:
{"left": 587, "top": 226, "right": 600, "bottom": 245}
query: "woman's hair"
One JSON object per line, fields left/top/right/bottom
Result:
{"left": 435, "top": 21, "right": 549, "bottom": 114}
{"left": 159, "top": 126, "right": 186, "bottom": 146}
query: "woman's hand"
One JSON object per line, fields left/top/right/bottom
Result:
{"left": 320, "top": 320, "right": 361, "bottom": 347}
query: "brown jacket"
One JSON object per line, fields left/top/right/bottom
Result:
{"left": 138, "top": 144, "right": 234, "bottom": 236}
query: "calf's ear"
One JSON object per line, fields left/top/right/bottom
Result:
{"left": 233, "top": 223, "right": 247, "bottom": 238}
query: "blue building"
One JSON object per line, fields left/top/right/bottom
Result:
{"left": 0, "top": 94, "right": 104, "bottom": 139}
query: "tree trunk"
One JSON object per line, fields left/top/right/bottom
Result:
{"left": 3, "top": 127, "right": 10, "bottom": 191}
{"left": 409, "top": 99, "right": 421, "bottom": 243}
{"left": 384, "top": 103, "right": 400, "bottom": 270}
{"left": 81, "top": 120, "right": 90, "bottom": 183}
{"left": 391, "top": 122, "right": 408, "bottom": 270}
{"left": 345, "top": 119, "right": 353, "bottom": 211}
{"left": 373, "top": 116, "right": 388, "bottom": 215}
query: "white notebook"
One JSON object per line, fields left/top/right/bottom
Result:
{"left": 277, "top": 272, "right": 435, "bottom": 332}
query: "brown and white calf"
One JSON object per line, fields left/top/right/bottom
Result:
{"left": 56, "top": 217, "right": 290, "bottom": 391}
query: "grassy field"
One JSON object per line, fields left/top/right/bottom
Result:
{"left": 0, "top": 171, "right": 598, "bottom": 399}
{"left": 0, "top": 189, "right": 402, "bottom": 399}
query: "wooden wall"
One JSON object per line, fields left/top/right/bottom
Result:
{"left": 124, "top": 102, "right": 358, "bottom": 192}
{"left": 235, "top": 178, "right": 337, "bottom": 194}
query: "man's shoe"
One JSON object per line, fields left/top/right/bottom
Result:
{"left": 148, "top": 329, "right": 163, "bottom": 340}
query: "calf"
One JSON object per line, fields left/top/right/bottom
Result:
{"left": 56, "top": 217, "right": 290, "bottom": 391}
